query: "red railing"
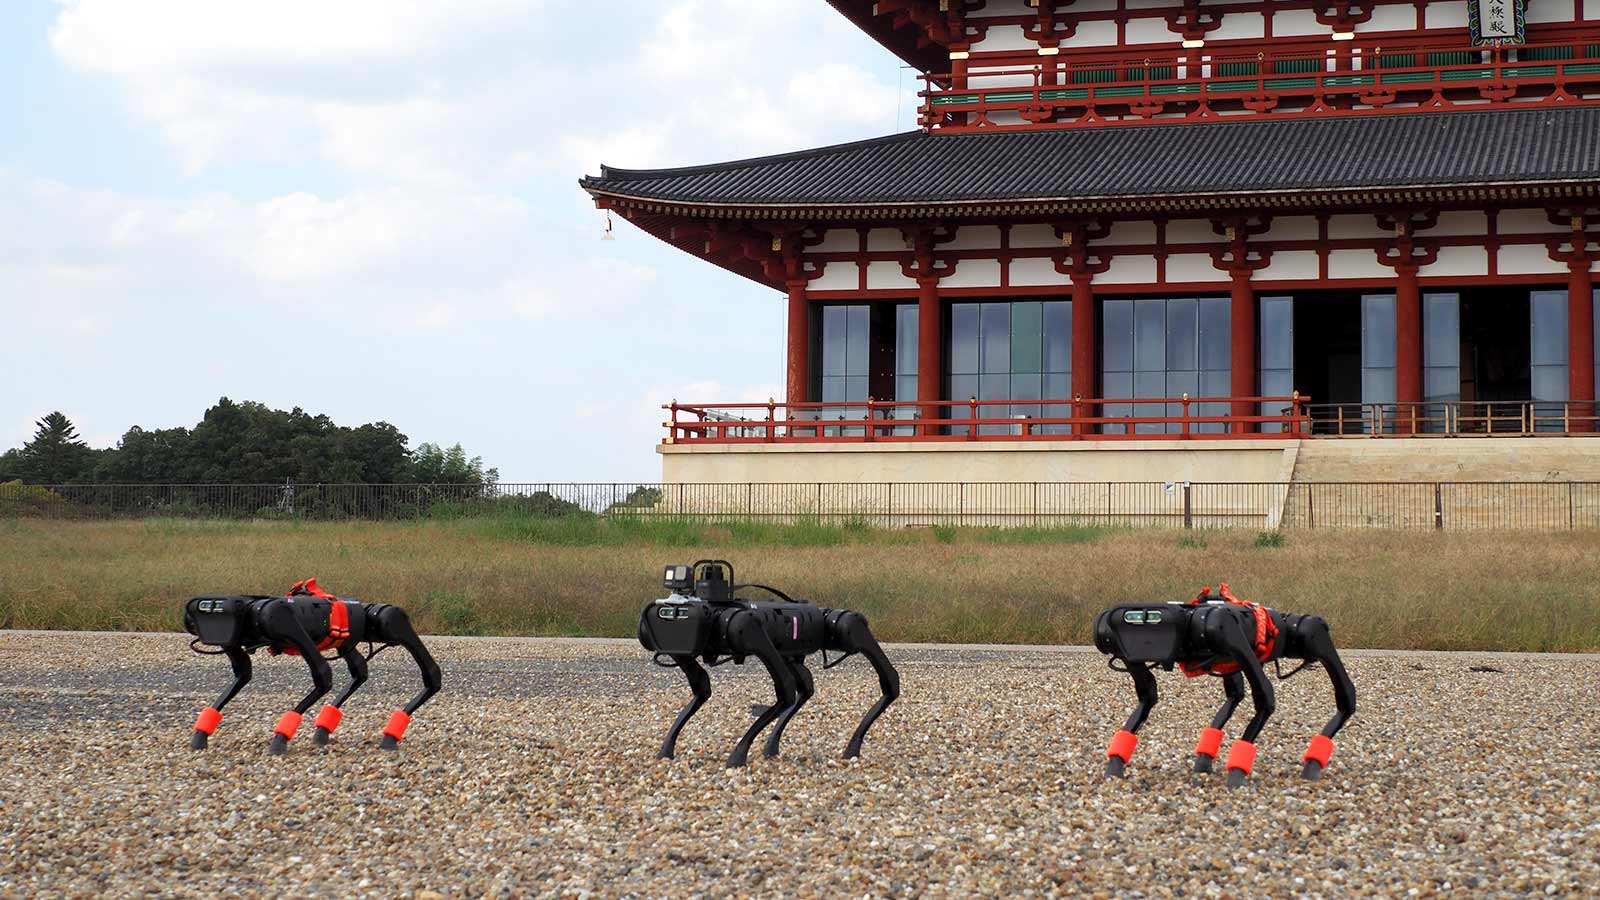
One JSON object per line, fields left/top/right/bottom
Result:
{"left": 920, "top": 37, "right": 1600, "bottom": 129}
{"left": 663, "top": 395, "right": 1310, "bottom": 444}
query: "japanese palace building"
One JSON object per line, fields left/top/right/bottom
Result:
{"left": 582, "top": 0, "right": 1600, "bottom": 502}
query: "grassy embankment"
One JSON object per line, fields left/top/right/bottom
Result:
{"left": 1, "top": 516, "right": 1597, "bottom": 651}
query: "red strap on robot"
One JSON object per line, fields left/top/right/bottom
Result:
{"left": 1179, "top": 583, "right": 1279, "bottom": 678}
{"left": 276, "top": 579, "right": 351, "bottom": 655}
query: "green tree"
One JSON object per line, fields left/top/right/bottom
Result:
{"left": 17, "top": 412, "right": 96, "bottom": 484}
{"left": 405, "top": 442, "right": 497, "bottom": 484}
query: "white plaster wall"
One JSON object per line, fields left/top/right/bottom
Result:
{"left": 1329, "top": 214, "right": 1392, "bottom": 240}
{"left": 866, "top": 261, "right": 917, "bottom": 289}
{"left": 1166, "top": 219, "right": 1224, "bottom": 245}
{"left": 1358, "top": 4, "right": 1418, "bottom": 32}
{"left": 1497, "top": 244, "right": 1566, "bottom": 275}
{"left": 1266, "top": 216, "right": 1320, "bottom": 241}
{"left": 1210, "top": 11, "right": 1265, "bottom": 41}
{"left": 1328, "top": 249, "right": 1393, "bottom": 279}
{"left": 1273, "top": 9, "right": 1325, "bottom": 36}
{"left": 866, "top": 228, "right": 905, "bottom": 252}
{"left": 1431, "top": 211, "right": 1488, "bottom": 237}
{"left": 1262, "top": 250, "right": 1320, "bottom": 279}
{"left": 941, "top": 259, "right": 1004, "bottom": 289}
{"left": 1498, "top": 208, "right": 1558, "bottom": 235}
{"left": 1165, "top": 253, "right": 1228, "bottom": 283}
{"left": 944, "top": 225, "right": 1003, "bottom": 251}
{"left": 1528, "top": 0, "right": 1576, "bottom": 24}
{"left": 1125, "top": 18, "right": 1174, "bottom": 44}
{"left": 813, "top": 228, "right": 858, "bottom": 253}
{"left": 980, "top": 24, "right": 1038, "bottom": 52}
{"left": 967, "top": 70, "right": 1038, "bottom": 89}
{"left": 1425, "top": 2, "right": 1469, "bottom": 29}
{"left": 1107, "top": 221, "right": 1158, "bottom": 245}
{"left": 1423, "top": 246, "right": 1489, "bottom": 277}
{"left": 662, "top": 440, "right": 1301, "bottom": 486}
{"left": 1100, "top": 255, "right": 1159, "bottom": 284}
{"left": 986, "top": 111, "right": 1029, "bottom": 127}
{"left": 1074, "top": 0, "right": 1118, "bottom": 13}
{"left": 1009, "top": 257, "right": 1068, "bottom": 286}
{"left": 1060, "top": 20, "right": 1120, "bottom": 49}
{"left": 1010, "top": 224, "right": 1059, "bottom": 248}
{"left": 808, "top": 261, "right": 858, "bottom": 291}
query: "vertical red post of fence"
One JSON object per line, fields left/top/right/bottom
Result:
{"left": 668, "top": 402, "right": 679, "bottom": 442}
{"left": 968, "top": 397, "right": 978, "bottom": 441}
{"left": 1181, "top": 394, "right": 1191, "bottom": 438}
{"left": 766, "top": 398, "right": 776, "bottom": 443}
{"left": 865, "top": 398, "right": 875, "bottom": 442}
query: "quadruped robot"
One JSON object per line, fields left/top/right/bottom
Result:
{"left": 1095, "top": 584, "right": 1356, "bottom": 786}
{"left": 184, "top": 579, "right": 442, "bottom": 754}
{"left": 638, "top": 560, "right": 901, "bottom": 767}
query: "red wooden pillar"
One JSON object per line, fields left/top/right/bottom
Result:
{"left": 785, "top": 280, "right": 809, "bottom": 408}
{"left": 1568, "top": 257, "right": 1596, "bottom": 432}
{"left": 1229, "top": 268, "right": 1256, "bottom": 434}
{"left": 1071, "top": 273, "right": 1096, "bottom": 411}
{"left": 917, "top": 276, "right": 942, "bottom": 434}
{"left": 1394, "top": 263, "right": 1423, "bottom": 433}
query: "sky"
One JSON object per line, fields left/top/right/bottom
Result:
{"left": 1, "top": 0, "right": 923, "bottom": 481}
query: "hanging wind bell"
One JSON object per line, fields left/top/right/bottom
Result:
{"left": 601, "top": 211, "right": 616, "bottom": 242}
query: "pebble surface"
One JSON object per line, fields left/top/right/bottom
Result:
{"left": 0, "top": 632, "right": 1597, "bottom": 899}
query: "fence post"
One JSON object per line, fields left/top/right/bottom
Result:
{"left": 887, "top": 481, "right": 894, "bottom": 529}
{"left": 1183, "top": 483, "right": 1193, "bottom": 529}
{"left": 1433, "top": 483, "right": 1444, "bottom": 530}
{"left": 1307, "top": 484, "right": 1315, "bottom": 529}
{"left": 968, "top": 396, "right": 978, "bottom": 441}
{"left": 1569, "top": 481, "right": 1575, "bottom": 530}
{"left": 747, "top": 482, "right": 753, "bottom": 519}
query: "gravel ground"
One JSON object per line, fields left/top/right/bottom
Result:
{"left": 0, "top": 632, "right": 1597, "bottom": 899}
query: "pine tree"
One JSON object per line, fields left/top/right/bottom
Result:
{"left": 19, "top": 412, "right": 94, "bottom": 484}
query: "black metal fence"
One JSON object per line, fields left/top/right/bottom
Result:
{"left": 5, "top": 481, "right": 1600, "bottom": 531}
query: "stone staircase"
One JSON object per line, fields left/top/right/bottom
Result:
{"left": 1281, "top": 437, "right": 1600, "bottom": 528}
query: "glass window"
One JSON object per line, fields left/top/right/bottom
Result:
{"left": 981, "top": 304, "right": 1010, "bottom": 374}
{"left": 1166, "top": 298, "right": 1198, "bottom": 370}
{"left": 1010, "top": 302, "right": 1043, "bottom": 374}
{"left": 1101, "top": 296, "right": 1231, "bottom": 434}
{"left": 1102, "top": 300, "right": 1133, "bottom": 373}
{"left": 1198, "top": 299, "right": 1231, "bottom": 371}
{"left": 1259, "top": 296, "right": 1293, "bottom": 371}
{"left": 892, "top": 304, "right": 919, "bottom": 431}
{"left": 1530, "top": 290, "right": 1568, "bottom": 369}
{"left": 1361, "top": 294, "right": 1397, "bottom": 433}
{"left": 949, "top": 300, "right": 1071, "bottom": 435}
{"left": 950, "top": 304, "right": 980, "bottom": 375}
{"left": 1259, "top": 296, "right": 1294, "bottom": 433}
{"left": 817, "top": 304, "right": 871, "bottom": 435}
{"left": 1043, "top": 301, "right": 1072, "bottom": 375}
{"left": 1420, "top": 293, "right": 1460, "bottom": 433}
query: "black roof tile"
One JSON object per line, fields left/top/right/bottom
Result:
{"left": 580, "top": 107, "right": 1600, "bottom": 208}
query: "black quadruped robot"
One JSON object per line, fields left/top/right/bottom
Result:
{"left": 1094, "top": 584, "right": 1356, "bottom": 787}
{"left": 184, "top": 579, "right": 442, "bottom": 754}
{"left": 638, "top": 561, "right": 900, "bottom": 768}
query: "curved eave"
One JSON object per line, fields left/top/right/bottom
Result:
{"left": 824, "top": 0, "right": 946, "bottom": 72}
{"left": 585, "top": 179, "right": 1600, "bottom": 222}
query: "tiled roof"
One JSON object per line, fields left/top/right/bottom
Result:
{"left": 580, "top": 107, "right": 1600, "bottom": 209}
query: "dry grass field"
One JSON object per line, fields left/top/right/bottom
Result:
{"left": 2, "top": 517, "right": 1598, "bottom": 651}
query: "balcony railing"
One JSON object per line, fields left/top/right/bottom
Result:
{"left": 665, "top": 397, "right": 1600, "bottom": 444}
{"left": 919, "top": 37, "right": 1600, "bottom": 129}
{"left": 1306, "top": 401, "right": 1600, "bottom": 436}
{"left": 665, "top": 396, "right": 1310, "bottom": 443}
